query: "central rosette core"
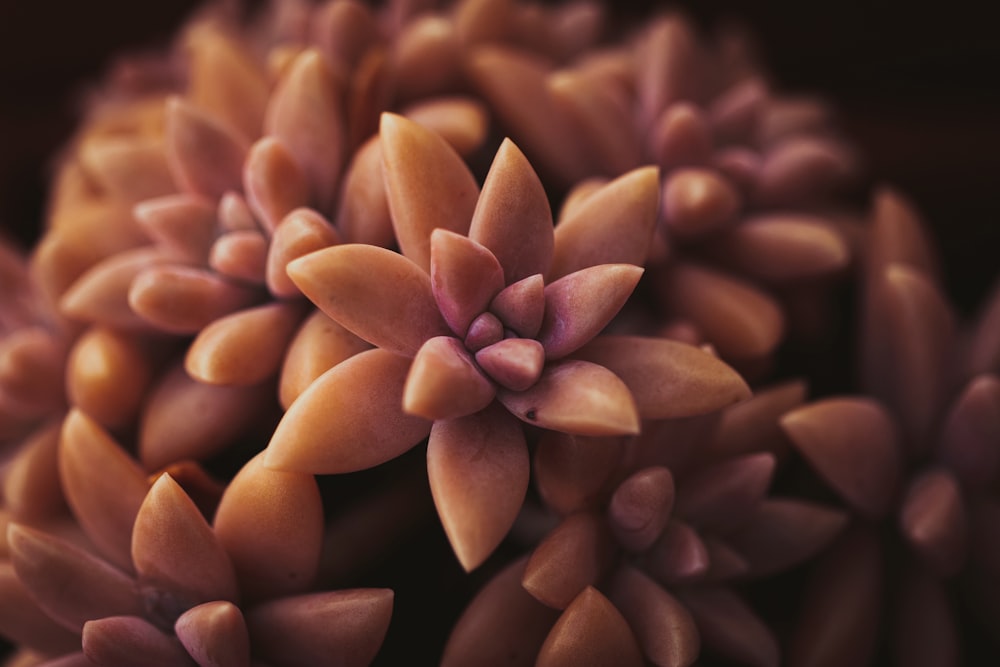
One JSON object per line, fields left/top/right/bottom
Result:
{"left": 462, "top": 273, "right": 546, "bottom": 392}
{"left": 400, "top": 228, "right": 644, "bottom": 425}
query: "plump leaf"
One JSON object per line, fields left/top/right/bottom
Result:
{"left": 498, "top": 360, "right": 640, "bottom": 436}
{"left": 288, "top": 244, "right": 449, "bottom": 357}
{"left": 265, "top": 349, "right": 431, "bottom": 474}
{"left": 539, "top": 264, "right": 643, "bottom": 359}
{"left": 380, "top": 112, "right": 478, "bottom": 271}
{"left": 469, "top": 138, "right": 554, "bottom": 284}
{"left": 573, "top": 335, "right": 751, "bottom": 419}
{"left": 428, "top": 405, "right": 528, "bottom": 571}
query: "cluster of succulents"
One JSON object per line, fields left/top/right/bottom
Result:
{"left": 0, "top": 0, "right": 997, "bottom": 665}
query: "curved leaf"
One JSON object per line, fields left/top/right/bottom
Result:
{"left": 265, "top": 349, "right": 431, "bottom": 474}
{"left": 498, "top": 360, "right": 640, "bottom": 436}
{"left": 537, "top": 587, "right": 644, "bottom": 667}
{"left": 550, "top": 166, "right": 660, "bottom": 280}
{"left": 428, "top": 405, "right": 528, "bottom": 571}
{"left": 430, "top": 228, "right": 505, "bottom": 337}
{"left": 265, "top": 49, "right": 345, "bottom": 211}
{"left": 573, "top": 335, "right": 751, "bottom": 419}
{"left": 523, "top": 512, "right": 616, "bottom": 609}
{"left": 185, "top": 302, "right": 304, "bottom": 386}
{"left": 59, "top": 409, "right": 150, "bottom": 571}
{"left": 288, "top": 244, "right": 449, "bottom": 357}
{"left": 403, "top": 336, "right": 496, "bottom": 421}
{"left": 165, "top": 96, "right": 247, "bottom": 200}
{"left": 213, "top": 452, "right": 323, "bottom": 602}
{"left": 539, "top": 264, "right": 643, "bottom": 359}
{"left": 380, "top": 112, "right": 478, "bottom": 271}
{"left": 175, "top": 601, "right": 251, "bottom": 667}
{"left": 132, "top": 474, "right": 239, "bottom": 607}
{"left": 469, "top": 138, "right": 554, "bottom": 284}
{"left": 245, "top": 589, "right": 393, "bottom": 667}
{"left": 781, "top": 397, "right": 901, "bottom": 519}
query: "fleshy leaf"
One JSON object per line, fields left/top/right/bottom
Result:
{"left": 467, "top": 46, "right": 591, "bottom": 186}
{"left": 66, "top": 327, "right": 154, "bottom": 431}
{"left": 899, "top": 469, "right": 967, "bottom": 577}
{"left": 468, "top": 138, "right": 554, "bottom": 284}
{"left": 607, "top": 565, "right": 700, "bottom": 667}
{"left": 642, "top": 519, "right": 710, "bottom": 585}
{"left": 537, "top": 587, "right": 644, "bottom": 667}
{"left": 265, "top": 49, "right": 345, "bottom": 211}
{"left": 712, "top": 214, "right": 850, "bottom": 282}
{"left": 428, "top": 405, "right": 528, "bottom": 571}
{"left": 380, "top": 112, "right": 479, "bottom": 272}
{"left": 676, "top": 587, "right": 779, "bottom": 667}
{"left": 550, "top": 166, "right": 660, "bottom": 280}
{"left": 475, "top": 337, "right": 544, "bottom": 392}
{"left": 129, "top": 266, "right": 259, "bottom": 335}
{"left": 132, "top": 474, "right": 239, "bottom": 607}
{"left": 652, "top": 102, "right": 712, "bottom": 169}
{"left": 60, "top": 247, "right": 174, "bottom": 329}
{"left": 243, "top": 137, "right": 310, "bottom": 233}
{"left": 335, "top": 136, "right": 394, "bottom": 248}
{"left": 139, "top": 363, "right": 273, "bottom": 470}
{"left": 725, "top": 498, "right": 849, "bottom": 577}
{"left": 279, "top": 310, "right": 371, "bottom": 410}
{"left": 83, "top": 615, "right": 193, "bottom": 667}
{"left": 175, "top": 601, "right": 251, "bottom": 667}
{"left": 523, "top": 512, "right": 616, "bottom": 609}
{"left": 662, "top": 168, "right": 740, "bottom": 237}
{"left": 404, "top": 336, "right": 496, "bottom": 421}
{"left": 937, "top": 374, "right": 1000, "bottom": 488}
{"left": 213, "top": 452, "right": 323, "bottom": 602}
{"left": 133, "top": 194, "right": 216, "bottom": 262}
{"left": 165, "top": 97, "right": 247, "bottom": 200}
{"left": 0, "top": 562, "right": 82, "bottom": 654}
{"left": 7, "top": 523, "right": 143, "bottom": 632}
{"left": 655, "top": 262, "right": 785, "bottom": 361}
{"left": 266, "top": 208, "right": 342, "bottom": 299}
{"left": 265, "top": 349, "right": 431, "bottom": 474}
{"left": 60, "top": 409, "right": 151, "bottom": 570}
{"left": 185, "top": 302, "right": 304, "bottom": 386}
{"left": 184, "top": 23, "right": 268, "bottom": 141}
{"left": 573, "top": 335, "right": 751, "bottom": 419}
{"left": 288, "top": 244, "right": 449, "bottom": 357}
{"left": 675, "top": 453, "right": 775, "bottom": 533}
{"left": 245, "top": 589, "right": 393, "bottom": 667}
{"left": 534, "top": 431, "right": 624, "bottom": 515}
{"left": 539, "top": 264, "right": 643, "bottom": 359}
{"left": 442, "top": 556, "right": 559, "bottom": 667}
{"left": 497, "top": 360, "right": 640, "bottom": 436}
{"left": 430, "top": 228, "right": 505, "bottom": 337}
{"left": 607, "top": 466, "right": 675, "bottom": 553}
{"left": 490, "top": 274, "right": 545, "bottom": 338}
{"left": 781, "top": 397, "right": 901, "bottom": 519}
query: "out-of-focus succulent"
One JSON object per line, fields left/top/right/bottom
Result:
{"left": 442, "top": 379, "right": 848, "bottom": 666}
{"left": 2, "top": 410, "right": 392, "bottom": 666}
{"left": 777, "top": 188, "right": 1000, "bottom": 667}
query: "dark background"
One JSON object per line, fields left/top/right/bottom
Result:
{"left": 1, "top": 0, "right": 997, "bottom": 314}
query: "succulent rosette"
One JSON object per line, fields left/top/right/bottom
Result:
{"left": 467, "top": 11, "right": 859, "bottom": 374}
{"left": 442, "top": 378, "right": 850, "bottom": 666}
{"left": 264, "top": 112, "right": 751, "bottom": 572}
{"left": 1, "top": 409, "right": 392, "bottom": 666}
{"left": 772, "top": 188, "right": 1000, "bottom": 666}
